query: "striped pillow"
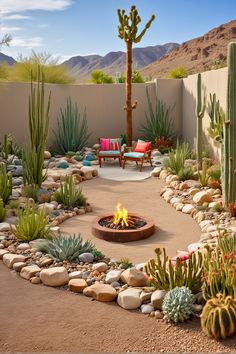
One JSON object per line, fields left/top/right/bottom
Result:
{"left": 110, "top": 138, "right": 121, "bottom": 151}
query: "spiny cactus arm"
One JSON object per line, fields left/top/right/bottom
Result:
{"left": 134, "top": 14, "right": 156, "bottom": 43}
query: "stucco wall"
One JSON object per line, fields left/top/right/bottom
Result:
{"left": 0, "top": 80, "right": 181, "bottom": 148}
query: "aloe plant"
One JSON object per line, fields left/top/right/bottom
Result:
{"left": 53, "top": 97, "right": 91, "bottom": 154}
{"left": 139, "top": 88, "right": 174, "bottom": 143}
{"left": 53, "top": 175, "right": 86, "bottom": 208}
{"left": 162, "top": 141, "right": 191, "bottom": 175}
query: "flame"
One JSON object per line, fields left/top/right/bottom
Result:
{"left": 113, "top": 203, "right": 131, "bottom": 227}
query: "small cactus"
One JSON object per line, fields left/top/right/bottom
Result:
{"left": 162, "top": 287, "right": 195, "bottom": 323}
{"left": 201, "top": 294, "right": 236, "bottom": 340}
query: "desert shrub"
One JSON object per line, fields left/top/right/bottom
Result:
{"left": 90, "top": 70, "right": 114, "bottom": 84}
{"left": 37, "top": 234, "right": 96, "bottom": 261}
{"left": 207, "top": 164, "right": 221, "bottom": 183}
{"left": 162, "top": 287, "right": 194, "bottom": 323}
{"left": 116, "top": 70, "right": 144, "bottom": 83}
{"left": 0, "top": 63, "right": 9, "bottom": 80}
{"left": 22, "top": 184, "right": 40, "bottom": 202}
{"left": 11, "top": 202, "right": 52, "bottom": 242}
{"left": 162, "top": 141, "right": 191, "bottom": 175}
{"left": 178, "top": 166, "right": 193, "bottom": 181}
{"left": 53, "top": 175, "right": 86, "bottom": 208}
{"left": 139, "top": 88, "right": 174, "bottom": 143}
{"left": 118, "top": 257, "right": 134, "bottom": 269}
{"left": 167, "top": 66, "right": 187, "bottom": 79}
{"left": 155, "top": 136, "right": 173, "bottom": 154}
{"left": 198, "top": 159, "right": 211, "bottom": 187}
{"left": 0, "top": 199, "right": 6, "bottom": 222}
{"left": 0, "top": 163, "right": 12, "bottom": 204}
{"left": 53, "top": 97, "right": 91, "bottom": 154}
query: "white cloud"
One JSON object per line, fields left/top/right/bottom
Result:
{"left": 0, "top": 26, "right": 22, "bottom": 34}
{"left": 3, "top": 14, "right": 33, "bottom": 20}
{"left": 0, "top": 0, "right": 72, "bottom": 14}
{"left": 11, "top": 36, "right": 43, "bottom": 48}
{"left": 38, "top": 24, "right": 49, "bottom": 28}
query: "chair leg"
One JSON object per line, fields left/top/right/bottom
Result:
{"left": 140, "top": 159, "right": 144, "bottom": 171}
{"left": 135, "top": 161, "right": 138, "bottom": 165}
{"left": 119, "top": 157, "right": 122, "bottom": 167}
{"left": 99, "top": 157, "right": 102, "bottom": 168}
{"left": 123, "top": 158, "right": 126, "bottom": 169}
{"left": 150, "top": 156, "right": 153, "bottom": 167}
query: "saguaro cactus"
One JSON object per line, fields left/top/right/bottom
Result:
{"left": 223, "top": 42, "right": 236, "bottom": 205}
{"left": 117, "top": 6, "right": 155, "bottom": 146}
{"left": 196, "top": 73, "right": 206, "bottom": 170}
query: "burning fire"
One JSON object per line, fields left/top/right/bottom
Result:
{"left": 113, "top": 203, "right": 133, "bottom": 228}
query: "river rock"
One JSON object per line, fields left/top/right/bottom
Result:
{"left": 105, "top": 270, "right": 122, "bottom": 284}
{"left": 182, "top": 204, "right": 195, "bottom": 214}
{"left": 151, "top": 290, "right": 166, "bottom": 310}
{"left": 40, "top": 267, "right": 69, "bottom": 287}
{"left": 141, "top": 304, "right": 154, "bottom": 314}
{"left": 17, "top": 243, "right": 30, "bottom": 251}
{"left": 193, "top": 191, "right": 213, "bottom": 205}
{"left": 69, "top": 279, "right": 88, "bottom": 293}
{"left": 92, "top": 262, "right": 108, "bottom": 272}
{"left": 0, "top": 223, "right": 10, "bottom": 232}
{"left": 120, "top": 268, "right": 147, "bottom": 287}
{"left": 3, "top": 253, "right": 26, "bottom": 268}
{"left": 20, "top": 265, "right": 41, "bottom": 280}
{"left": 79, "top": 253, "right": 94, "bottom": 263}
{"left": 69, "top": 270, "right": 82, "bottom": 279}
{"left": 117, "top": 288, "right": 142, "bottom": 310}
{"left": 83, "top": 283, "right": 117, "bottom": 302}
{"left": 13, "top": 262, "right": 27, "bottom": 272}
{"left": 0, "top": 249, "right": 9, "bottom": 259}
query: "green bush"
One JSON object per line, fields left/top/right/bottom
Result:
{"left": 11, "top": 202, "right": 52, "bottom": 242}
{"left": 53, "top": 175, "right": 87, "bottom": 208}
{"left": 139, "top": 88, "right": 174, "bottom": 143}
{"left": 22, "top": 184, "right": 40, "bottom": 202}
{"left": 0, "top": 199, "right": 6, "bottom": 222}
{"left": 178, "top": 166, "right": 193, "bottom": 181}
{"left": 90, "top": 70, "right": 114, "bottom": 84}
{"left": 53, "top": 97, "right": 91, "bottom": 154}
{"left": 116, "top": 70, "right": 144, "bottom": 83}
{"left": 162, "top": 141, "right": 191, "bottom": 175}
{"left": 0, "top": 163, "right": 12, "bottom": 204}
{"left": 36, "top": 234, "right": 96, "bottom": 261}
{"left": 167, "top": 66, "right": 187, "bottom": 79}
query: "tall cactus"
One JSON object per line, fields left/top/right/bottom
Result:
{"left": 223, "top": 42, "right": 236, "bottom": 206}
{"left": 117, "top": 6, "right": 155, "bottom": 146}
{"left": 196, "top": 73, "right": 206, "bottom": 170}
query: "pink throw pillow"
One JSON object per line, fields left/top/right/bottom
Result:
{"left": 100, "top": 138, "right": 110, "bottom": 151}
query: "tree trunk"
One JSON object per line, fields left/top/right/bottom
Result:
{"left": 126, "top": 41, "right": 133, "bottom": 147}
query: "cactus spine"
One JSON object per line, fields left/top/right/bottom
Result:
{"left": 201, "top": 294, "right": 236, "bottom": 340}
{"left": 117, "top": 6, "right": 155, "bottom": 146}
{"left": 223, "top": 42, "right": 236, "bottom": 206}
{"left": 196, "top": 73, "right": 206, "bottom": 170}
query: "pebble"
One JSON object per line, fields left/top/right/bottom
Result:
{"left": 79, "top": 253, "right": 94, "bottom": 263}
{"left": 141, "top": 304, "right": 154, "bottom": 314}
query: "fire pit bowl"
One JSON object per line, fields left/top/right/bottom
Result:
{"left": 92, "top": 213, "right": 155, "bottom": 243}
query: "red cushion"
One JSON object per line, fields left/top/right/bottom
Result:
{"left": 134, "top": 142, "right": 151, "bottom": 153}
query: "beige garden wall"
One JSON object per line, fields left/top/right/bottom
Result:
{"left": 0, "top": 79, "right": 181, "bottom": 148}
{"left": 182, "top": 67, "right": 228, "bottom": 158}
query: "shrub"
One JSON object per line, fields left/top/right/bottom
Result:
{"left": 162, "top": 141, "right": 191, "bottom": 175}
{"left": 22, "top": 184, "right": 40, "bottom": 202}
{"left": 155, "top": 136, "right": 173, "bottom": 154}
{"left": 139, "top": 88, "right": 174, "bottom": 144}
{"left": 198, "top": 160, "right": 210, "bottom": 187}
{"left": 0, "top": 63, "right": 9, "bottom": 81}
{"left": 90, "top": 70, "right": 114, "bottom": 84}
{"left": 37, "top": 234, "right": 96, "bottom": 261}
{"left": 178, "top": 166, "right": 193, "bottom": 181}
{"left": 145, "top": 248, "right": 204, "bottom": 293}
{"left": 207, "top": 164, "right": 221, "bottom": 183}
{"left": 162, "top": 287, "right": 195, "bottom": 323}
{"left": 53, "top": 97, "right": 91, "bottom": 154}
{"left": 118, "top": 257, "right": 133, "bottom": 269}
{"left": 0, "top": 199, "right": 6, "bottom": 222}
{"left": 0, "top": 163, "right": 12, "bottom": 204}
{"left": 53, "top": 175, "right": 87, "bottom": 208}
{"left": 201, "top": 294, "right": 236, "bottom": 340}
{"left": 116, "top": 70, "right": 145, "bottom": 83}
{"left": 12, "top": 202, "right": 52, "bottom": 242}
{"left": 167, "top": 66, "right": 187, "bottom": 79}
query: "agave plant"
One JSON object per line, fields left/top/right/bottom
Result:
{"left": 37, "top": 234, "right": 96, "bottom": 261}
{"left": 139, "top": 88, "right": 174, "bottom": 144}
{"left": 11, "top": 202, "right": 52, "bottom": 242}
{"left": 162, "top": 141, "right": 191, "bottom": 175}
{"left": 53, "top": 97, "right": 91, "bottom": 154}
{"left": 53, "top": 175, "right": 86, "bottom": 208}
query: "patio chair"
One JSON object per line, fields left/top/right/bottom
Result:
{"left": 123, "top": 141, "right": 152, "bottom": 171}
{"left": 98, "top": 137, "right": 122, "bottom": 167}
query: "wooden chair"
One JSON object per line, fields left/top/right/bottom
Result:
{"left": 122, "top": 143, "right": 152, "bottom": 171}
{"left": 98, "top": 138, "right": 122, "bottom": 167}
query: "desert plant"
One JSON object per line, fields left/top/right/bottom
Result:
{"left": 53, "top": 97, "right": 91, "bottom": 154}
{"left": 118, "top": 257, "right": 133, "bottom": 269}
{"left": 0, "top": 198, "right": 6, "bottom": 222}
{"left": 212, "top": 203, "right": 224, "bottom": 213}
{"left": 167, "top": 66, "right": 187, "bottom": 79}
{"left": 162, "top": 287, "right": 195, "bottom": 323}
{"left": 145, "top": 248, "right": 204, "bottom": 293}
{"left": 140, "top": 88, "right": 174, "bottom": 144}
{"left": 201, "top": 294, "right": 236, "bottom": 340}
{"left": 155, "top": 136, "right": 173, "bottom": 154}
{"left": 178, "top": 167, "right": 193, "bottom": 181}
{"left": 0, "top": 134, "right": 13, "bottom": 161}
{"left": 90, "top": 70, "right": 114, "bottom": 84}
{"left": 207, "top": 93, "right": 224, "bottom": 143}
{"left": 38, "top": 234, "right": 95, "bottom": 261}
{"left": 91, "top": 248, "right": 105, "bottom": 260}
{"left": 53, "top": 175, "right": 86, "bottom": 208}
{"left": 117, "top": 5, "right": 155, "bottom": 145}
{"left": 22, "top": 184, "right": 40, "bottom": 202}
{"left": 196, "top": 73, "right": 206, "bottom": 170}
{"left": 22, "top": 68, "right": 51, "bottom": 187}
{"left": 162, "top": 141, "right": 191, "bottom": 175}
{"left": 222, "top": 42, "right": 236, "bottom": 206}
{"left": 116, "top": 70, "right": 145, "bottom": 83}
{"left": 207, "top": 164, "right": 221, "bottom": 183}
{"left": 11, "top": 202, "right": 52, "bottom": 242}
{"left": 0, "top": 163, "right": 12, "bottom": 204}
{"left": 198, "top": 160, "right": 211, "bottom": 187}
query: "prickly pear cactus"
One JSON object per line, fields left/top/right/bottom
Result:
{"left": 162, "top": 286, "right": 195, "bottom": 323}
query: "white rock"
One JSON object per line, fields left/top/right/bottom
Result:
{"left": 117, "top": 288, "right": 142, "bottom": 310}
{"left": 175, "top": 203, "right": 184, "bottom": 211}
{"left": 199, "top": 220, "right": 212, "bottom": 230}
{"left": 163, "top": 190, "right": 174, "bottom": 202}
{"left": 151, "top": 290, "right": 166, "bottom": 310}
{"left": 17, "top": 243, "right": 30, "bottom": 251}
{"left": 0, "top": 223, "right": 10, "bottom": 232}
{"left": 3, "top": 253, "right": 26, "bottom": 268}
{"left": 141, "top": 304, "right": 154, "bottom": 314}
{"left": 135, "top": 262, "right": 146, "bottom": 272}
{"left": 79, "top": 253, "right": 94, "bottom": 263}
{"left": 188, "top": 243, "right": 202, "bottom": 253}
{"left": 105, "top": 270, "right": 122, "bottom": 284}
{"left": 69, "top": 271, "right": 82, "bottom": 280}
{"left": 170, "top": 197, "right": 181, "bottom": 205}
{"left": 151, "top": 167, "right": 162, "bottom": 177}
{"left": 92, "top": 262, "right": 108, "bottom": 272}
{"left": 13, "top": 262, "right": 27, "bottom": 272}
{"left": 40, "top": 267, "right": 69, "bottom": 287}
{"left": 0, "top": 249, "right": 9, "bottom": 259}
{"left": 38, "top": 203, "right": 55, "bottom": 215}
{"left": 193, "top": 191, "right": 213, "bottom": 204}
{"left": 182, "top": 204, "right": 195, "bottom": 214}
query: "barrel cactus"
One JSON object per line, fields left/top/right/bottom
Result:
{"left": 162, "top": 286, "right": 195, "bottom": 323}
{"left": 201, "top": 294, "right": 236, "bottom": 340}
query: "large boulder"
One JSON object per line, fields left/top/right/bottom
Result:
{"left": 151, "top": 290, "right": 167, "bottom": 310}
{"left": 20, "top": 265, "right": 41, "bottom": 280}
{"left": 40, "top": 267, "right": 69, "bottom": 287}
{"left": 117, "top": 288, "right": 142, "bottom": 310}
{"left": 3, "top": 254, "right": 26, "bottom": 268}
{"left": 83, "top": 283, "right": 117, "bottom": 302}
{"left": 193, "top": 191, "right": 213, "bottom": 205}
{"left": 120, "top": 268, "right": 147, "bottom": 287}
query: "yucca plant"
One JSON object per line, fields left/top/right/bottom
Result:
{"left": 0, "top": 198, "right": 6, "bottom": 222}
{"left": 0, "top": 163, "right": 12, "bottom": 204}
{"left": 37, "top": 234, "right": 95, "bottom": 261}
{"left": 22, "top": 67, "right": 51, "bottom": 187}
{"left": 162, "top": 141, "right": 191, "bottom": 175}
{"left": 53, "top": 97, "right": 91, "bottom": 154}
{"left": 53, "top": 175, "right": 86, "bottom": 208}
{"left": 11, "top": 202, "right": 52, "bottom": 242}
{"left": 139, "top": 88, "right": 174, "bottom": 144}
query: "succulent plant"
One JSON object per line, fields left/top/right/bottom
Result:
{"left": 0, "top": 198, "right": 6, "bottom": 222}
{"left": 145, "top": 248, "right": 204, "bottom": 293}
{"left": 162, "top": 287, "right": 195, "bottom": 323}
{"left": 201, "top": 294, "right": 236, "bottom": 340}
{"left": 53, "top": 175, "right": 86, "bottom": 208}
{"left": 39, "top": 234, "right": 96, "bottom": 261}
{"left": 0, "top": 163, "right": 12, "bottom": 204}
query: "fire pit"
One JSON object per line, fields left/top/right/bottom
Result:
{"left": 92, "top": 203, "right": 155, "bottom": 242}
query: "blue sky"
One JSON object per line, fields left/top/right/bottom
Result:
{"left": 1, "top": 0, "right": 236, "bottom": 62}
